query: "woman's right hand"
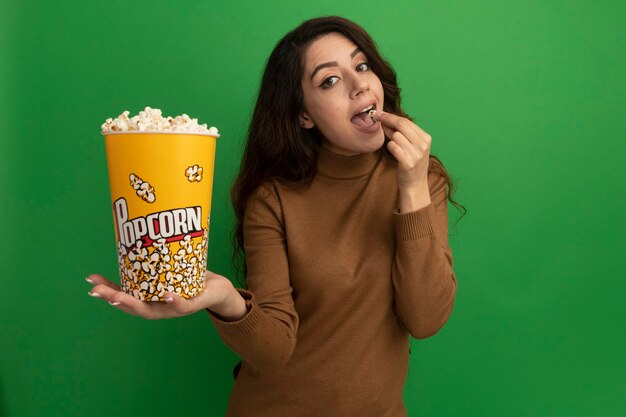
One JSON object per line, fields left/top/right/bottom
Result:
{"left": 86, "top": 271, "right": 242, "bottom": 320}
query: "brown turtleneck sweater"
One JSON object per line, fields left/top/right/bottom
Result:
{"left": 206, "top": 147, "right": 457, "bottom": 417}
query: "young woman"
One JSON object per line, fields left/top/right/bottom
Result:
{"left": 88, "top": 16, "right": 465, "bottom": 416}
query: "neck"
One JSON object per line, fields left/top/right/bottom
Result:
{"left": 316, "top": 145, "right": 382, "bottom": 179}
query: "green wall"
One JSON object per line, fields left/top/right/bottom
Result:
{"left": 2, "top": 1, "right": 625, "bottom": 416}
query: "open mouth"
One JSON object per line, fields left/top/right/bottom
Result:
{"left": 350, "top": 103, "right": 377, "bottom": 128}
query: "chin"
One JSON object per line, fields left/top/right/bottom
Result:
{"left": 324, "top": 130, "right": 385, "bottom": 155}
{"left": 361, "top": 132, "right": 385, "bottom": 153}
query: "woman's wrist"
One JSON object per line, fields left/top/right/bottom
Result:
{"left": 206, "top": 286, "right": 249, "bottom": 322}
{"left": 398, "top": 181, "right": 431, "bottom": 213}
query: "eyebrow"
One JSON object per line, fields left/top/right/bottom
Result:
{"left": 310, "top": 47, "right": 362, "bottom": 81}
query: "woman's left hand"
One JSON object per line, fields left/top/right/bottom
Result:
{"left": 373, "top": 110, "right": 431, "bottom": 190}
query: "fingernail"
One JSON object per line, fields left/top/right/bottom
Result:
{"left": 109, "top": 301, "right": 121, "bottom": 306}
{"left": 164, "top": 296, "right": 174, "bottom": 303}
{"left": 88, "top": 291, "right": 101, "bottom": 298}
{"left": 86, "top": 277, "right": 95, "bottom": 284}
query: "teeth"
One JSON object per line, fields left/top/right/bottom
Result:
{"left": 359, "top": 104, "right": 375, "bottom": 114}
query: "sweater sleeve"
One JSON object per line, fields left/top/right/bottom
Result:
{"left": 206, "top": 183, "right": 299, "bottom": 373}
{"left": 391, "top": 170, "right": 458, "bottom": 339}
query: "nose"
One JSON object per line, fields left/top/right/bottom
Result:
{"left": 349, "top": 72, "right": 369, "bottom": 99}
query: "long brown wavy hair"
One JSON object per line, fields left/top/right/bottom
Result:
{"left": 231, "top": 16, "right": 466, "bottom": 278}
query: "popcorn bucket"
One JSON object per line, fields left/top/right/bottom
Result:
{"left": 103, "top": 132, "right": 218, "bottom": 301}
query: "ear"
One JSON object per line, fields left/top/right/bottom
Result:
{"left": 299, "top": 111, "right": 315, "bottom": 129}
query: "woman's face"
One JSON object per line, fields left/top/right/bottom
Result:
{"left": 300, "top": 32, "right": 385, "bottom": 156}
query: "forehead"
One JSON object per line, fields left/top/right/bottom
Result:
{"left": 303, "top": 33, "right": 358, "bottom": 68}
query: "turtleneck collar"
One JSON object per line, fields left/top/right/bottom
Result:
{"left": 316, "top": 145, "right": 383, "bottom": 179}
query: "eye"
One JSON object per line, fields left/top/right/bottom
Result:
{"left": 356, "top": 62, "right": 370, "bottom": 72}
{"left": 320, "top": 76, "right": 339, "bottom": 89}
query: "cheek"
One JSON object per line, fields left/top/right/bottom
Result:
{"left": 373, "top": 78, "right": 385, "bottom": 99}
{"left": 312, "top": 97, "right": 344, "bottom": 126}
